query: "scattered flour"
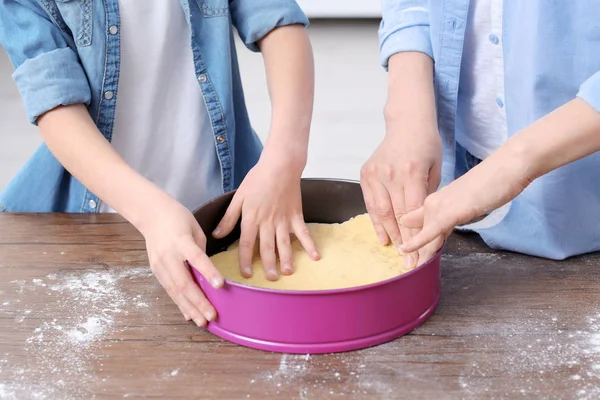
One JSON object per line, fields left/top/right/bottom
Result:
{"left": 1, "top": 267, "right": 153, "bottom": 399}
{"left": 457, "top": 312, "right": 600, "bottom": 400}
{"left": 67, "top": 316, "right": 111, "bottom": 343}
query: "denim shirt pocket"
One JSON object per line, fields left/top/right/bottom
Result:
{"left": 54, "top": 0, "right": 93, "bottom": 47}
{"left": 198, "top": 0, "right": 229, "bottom": 17}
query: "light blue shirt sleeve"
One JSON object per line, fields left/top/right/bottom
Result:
{"left": 577, "top": 70, "right": 600, "bottom": 113}
{"left": 229, "top": 0, "right": 309, "bottom": 53}
{"left": 379, "top": 0, "right": 433, "bottom": 69}
{"left": 0, "top": 0, "right": 91, "bottom": 125}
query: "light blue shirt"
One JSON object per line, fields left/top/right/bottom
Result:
{"left": 379, "top": 0, "right": 600, "bottom": 259}
{"left": 0, "top": 0, "right": 307, "bottom": 213}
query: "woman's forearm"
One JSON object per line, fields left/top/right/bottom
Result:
{"left": 37, "top": 104, "right": 174, "bottom": 231}
{"left": 384, "top": 52, "right": 437, "bottom": 133}
{"left": 257, "top": 24, "right": 313, "bottom": 168}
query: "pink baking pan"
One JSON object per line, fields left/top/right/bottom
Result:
{"left": 191, "top": 179, "right": 442, "bottom": 354}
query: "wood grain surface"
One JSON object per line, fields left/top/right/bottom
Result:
{"left": 0, "top": 213, "right": 599, "bottom": 399}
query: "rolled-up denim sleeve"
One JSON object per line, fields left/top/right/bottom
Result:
{"left": 0, "top": 0, "right": 91, "bottom": 124}
{"left": 229, "top": 0, "right": 309, "bottom": 52}
{"left": 379, "top": 0, "right": 433, "bottom": 69}
{"left": 577, "top": 71, "right": 600, "bottom": 113}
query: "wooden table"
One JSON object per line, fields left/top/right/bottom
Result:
{"left": 0, "top": 214, "right": 599, "bottom": 399}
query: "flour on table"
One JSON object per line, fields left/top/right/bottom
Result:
{"left": 1, "top": 267, "right": 153, "bottom": 400}
{"left": 457, "top": 312, "right": 600, "bottom": 400}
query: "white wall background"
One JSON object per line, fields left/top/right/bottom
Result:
{"left": 0, "top": 20, "right": 387, "bottom": 192}
{"left": 297, "top": 1, "right": 381, "bottom": 18}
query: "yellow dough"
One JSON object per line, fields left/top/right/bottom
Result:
{"left": 210, "top": 213, "right": 412, "bottom": 291}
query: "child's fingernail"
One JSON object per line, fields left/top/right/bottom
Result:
{"left": 404, "top": 253, "right": 416, "bottom": 269}
{"left": 312, "top": 252, "right": 320, "bottom": 260}
{"left": 204, "top": 309, "right": 215, "bottom": 322}
{"left": 211, "top": 277, "right": 224, "bottom": 288}
{"left": 183, "top": 314, "right": 191, "bottom": 321}
{"left": 193, "top": 318, "right": 205, "bottom": 327}
{"left": 396, "top": 245, "right": 403, "bottom": 255}
{"left": 267, "top": 269, "right": 279, "bottom": 280}
{"left": 379, "top": 236, "right": 387, "bottom": 245}
{"left": 243, "top": 266, "right": 253, "bottom": 276}
{"left": 213, "top": 227, "right": 222, "bottom": 237}
{"left": 282, "top": 264, "right": 293, "bottom": 274}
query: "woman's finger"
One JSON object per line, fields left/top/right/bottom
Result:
{"left": 276, "top": 223, "right": 294, "bottom": 275}
{"left": 387, "top": 183, "right": 417, "bottom": 267}
{"left": 213, "top": 193, "right": 243, "bottom": 238}
{"left": 401, "top": 178, "right": 429, "bottom": 268}
{"left": 360, "top": 179, "right": 390, "bottom": 245}
{"left": 292, "top": 217, "right": 320, "bottom": 261}
{"left": 259, "top": 223, "right": 278, "bottom": 281}
{"left": 371, "top": 181, "right": 403, "bottom": 247}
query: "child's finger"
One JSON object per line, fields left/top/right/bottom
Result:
{"left": 172, "top": 264, "right": 217, "bottom": 322}
{"left": 174, "top": 288, "right": 207, "bottom": 327}
{"left": 182, "top": 239, "right": 224, "bottom": 289}
{"left": 399, "top": 207, "right": 425, "bottom": 229}
{"left": 292, "top": 217, "right": 320, "bottom": 261}
{"left": 400, "top": 223, "right": 442, "bottom": 254}
{"left": 276, "top": 224, "right": 293, "bottom": 275}
{"left": 417, "top": 234, "right": 445, "bottom": 267}
{"left": 213, "top": 194, "right": 243, "bottom": 238}
{"left": 238, "top": 220, "right": 258, "bottom": 278}
{"left": 259, "top": 224, "right": 278, "bottom": 281}
{"left": 154, "top": 259, "right": 205, "bottom": 325}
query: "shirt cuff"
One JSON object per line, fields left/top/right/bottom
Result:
{"left": 577, "top": 70, "right": 600, "bottom": 113}
{"left": 12, "top": 47, "right": 92, "bottom": 125}
{"left": 236, "top": 5, "right": 309, "bottom": 52}
{"left": 379, "top": 25, "right": 433, "bottom": 70}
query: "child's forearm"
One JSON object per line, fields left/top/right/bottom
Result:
{"left": 500, "top": 98, "right": 600, "bottom": 184}
{"left": 37, "top": 105, "right": 175, "bottom": 231}
{"left": 257, "top": 24, "right": 313, "bottom": 169}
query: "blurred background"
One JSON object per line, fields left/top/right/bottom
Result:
{"left": 0, "top": 4, "right": 386, "bottom": 192}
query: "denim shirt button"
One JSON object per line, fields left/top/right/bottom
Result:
{"left": 104, "top": 91, "right": 114, "bottom": 100}
{"left": 197, "top": 74, "right": 207, "bottom": 83}
{"left": 109, "top": 25, "right": 119, "bottom": 35}
{"left": 216, "top": 135, "right": 225, "bottom": 144}
{"left": 88, "top": 199, "right": 97, "bottom": 209}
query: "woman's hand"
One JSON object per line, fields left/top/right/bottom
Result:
{"left": 212, "top": 153, "right": 319, "bottom": 281}
{"left": 360, "top": 52, "right": 444, "bottom": 268}
{"left": 360, "top": 124, "right": 443, "bottom": 268}
{"left": 141, "top": 197, "right": 224, "bottom": 328}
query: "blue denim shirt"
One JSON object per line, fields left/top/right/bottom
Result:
{"left": 0, "top": 0, "right": 308, "bottom": 213}
{"left": 380, "top": 0, "right": 600, "bottom": 260}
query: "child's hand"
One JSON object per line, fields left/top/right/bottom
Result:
{"left": 141, "top": 198, "right": 224, "bottom": 327}
{"left": 212, "top": 155, "right": 320, "bottom": 280}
